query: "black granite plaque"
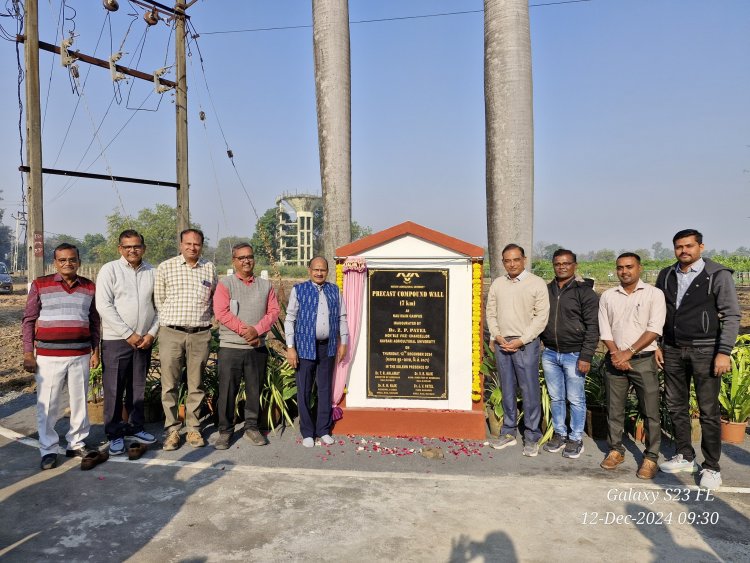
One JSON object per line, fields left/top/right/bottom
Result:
{"left": 367, "top": 269, "right": 448, "bottom": 399}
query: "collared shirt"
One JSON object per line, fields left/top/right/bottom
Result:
{"left": 598, "top": 279, "right": 666, "bottom": 352}
{"left": 154, "top": 254, "right": 217, "bottom": 327}
{"left": 507, "top": 270, "right": 530, "bottom": 283}
{"left": 284, "top": 283, "right": 348, "bottom": 347}
{"left": 96, "top": 256, "right": 159, "bottom": 340}
{"left": 213, "top": 273, "right": 280, "bottom": 336}
{"left": 675, "top": 258, "right": 705, "bottom": 308}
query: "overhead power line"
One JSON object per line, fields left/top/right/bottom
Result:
{"left": 200, "top": 0, "right": 593, "bottom": 36}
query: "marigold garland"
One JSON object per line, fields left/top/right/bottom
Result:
{"left": 471, "top": 261, "right": 483, "bottom": 402}
{"left": 336, "top": 263, "right": 344, "bottom": 292}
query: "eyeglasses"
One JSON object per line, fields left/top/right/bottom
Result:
{"left": 120, "top": 245, "right": 144, "bottom": 251}
{"left": 553, "top": 262, "right": 574, "bottom": 267}
{"left": 234, "top": 255, "right": 255, "bottom": 262}
{"left": 56, "top": 258, "right": 78, "bottom": 264}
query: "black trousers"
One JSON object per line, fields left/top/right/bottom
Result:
{"left": 102, "top": 339, "right": 151, "bottom": 439}
{"left": 217, "top": 346, "right": 268, "bottom": 433}
{"left": 296, "top": 341, "right": 335, "bottom": 439}
{"left": 604, "top": 354, "right": 661, "bottom": 462}
{"left": 662, "top": 344, "right": 722, "bottom": 471}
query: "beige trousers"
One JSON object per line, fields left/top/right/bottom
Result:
{"left": 158, "top": 326, "right": 211, "bottom": 433}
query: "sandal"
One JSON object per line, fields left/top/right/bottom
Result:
{"left": 81, "top": 450, "right": 109, "bottom": 471}
{"left": 128, "top": 442, "right": 148, "bottom": 461}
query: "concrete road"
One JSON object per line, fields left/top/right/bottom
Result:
{"left": 1, "top": 392, "right": 749, "bottom": 562}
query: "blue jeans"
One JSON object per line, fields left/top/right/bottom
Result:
{"left": 541, "top": 348, "right": 586, "bottom": 442}
{"left": 494, "top": 338, "right": 542, "bottom": 444}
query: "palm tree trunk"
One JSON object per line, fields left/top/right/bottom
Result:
{"left": 484, "top": 0, "right": 534, "bottom": 278}
{"left": 312, "top": 0, "right": 352, "bottom": 271}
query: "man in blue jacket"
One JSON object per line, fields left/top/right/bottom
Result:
{"left": 540, "top": 249, "right": 599, "bottom": 459}
{"left": 656, "top": 229, "right": 741, "bottom": 490}
{"left": 285, "top": 257, "right": 348, "bottom": 448}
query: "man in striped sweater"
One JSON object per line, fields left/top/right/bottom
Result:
{"left": 22, "top": 243, "right": 101, "bottom": 470}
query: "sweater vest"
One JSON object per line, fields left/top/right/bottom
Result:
{"left": 294, "top": 281, "right": 339, "bottom": 360}
{"left": 218, "top": 275, "right": 271, "bottom": 349}
{"left": 35, "top": 275, "right": 95, "bottom": 356}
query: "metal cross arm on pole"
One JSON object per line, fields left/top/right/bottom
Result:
{"left": 15, "top": 36, "right": 177, "bottom": 89}
{"left": 18, "top": 166, "right": 179, "bottom": 188}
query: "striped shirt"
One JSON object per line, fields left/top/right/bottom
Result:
{"left": 155, "top": 254, "right": 217, "bottom": 327}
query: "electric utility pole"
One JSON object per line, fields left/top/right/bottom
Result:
{"left": 24, "top": 0, "right": 43, "bottom": 282}
{"left": 175, "top": 1, "right": 190, "bottom": 234}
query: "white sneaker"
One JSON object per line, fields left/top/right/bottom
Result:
{"left": 699, "top": 468, "right": 722, "bottom": 490}
{"left": 126, "top": 430, "right": 156, "bottom": 444}
{"left": 302, "top": 437, "right": 314, "bottom": 448}
{"left": 108, "top": 437, "right": 126, "bottom": 456}
{"left": 659, "top": 454, "right": 700, "bottom": 474}
{"left": 320, "top": 434, "right": 335, "bottom": 446}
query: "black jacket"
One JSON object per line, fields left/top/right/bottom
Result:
{"left": 656, "top": 258, "right": 740, "bottom": 355}
{"left": 540, "top": 277, "right": 600, "bottom": 362}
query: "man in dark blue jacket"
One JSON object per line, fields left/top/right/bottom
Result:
{"left": 656, "top": 229, "right": 740, "bottom": 490}
{"left": 540, "top": 249, "right": 599, "bottom": 459}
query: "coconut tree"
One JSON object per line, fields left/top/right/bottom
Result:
{"left": 312, "top": 0, "right": 352, "bottom": 272}
{"left": 484, "top": 0, "right": 534, "bottom": 278}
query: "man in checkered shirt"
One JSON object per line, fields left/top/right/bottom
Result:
{"left": 155, "top": 229, "right": 217, "bottom": 450}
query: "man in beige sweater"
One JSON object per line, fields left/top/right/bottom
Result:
{"left": 486, "top": 244, "right": 550, "bottom": 456}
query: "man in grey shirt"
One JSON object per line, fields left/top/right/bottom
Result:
{"left": 285, "top": 257, "right": 348, "bottom": 448}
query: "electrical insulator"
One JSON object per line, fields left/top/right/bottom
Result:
{"left": 199, "top": 111, "right": 206, "bottom": 121}
{"left": 144, "top": 8, "right": 160, "bottom": 26}
{"left": 102, "top": 0, "right": 119, "bottom": 11}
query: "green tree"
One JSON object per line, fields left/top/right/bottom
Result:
{"left": 250, "top": 207, "right": 290, "bottom": 263}
{"left": 103, "top": 204, "right": 200, "bottom": 264}
{"left": 593, "top": 249, "right": 616, "bottom": 262}
{"left": 80, "top": 233, "right": 106, "bottom": 263}
{"left": 651, "top": 241, "right": 672, "bottom": 260}
{"left": 44, "top": 233, "right": 82, "bottom": 263}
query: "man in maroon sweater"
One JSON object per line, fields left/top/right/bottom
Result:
{"left": 22, "top": 243, "right": 101, "bottom": 470}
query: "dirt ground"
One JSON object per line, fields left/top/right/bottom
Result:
{"left": 2, "top": 279, "right": 750, "bottom": 395}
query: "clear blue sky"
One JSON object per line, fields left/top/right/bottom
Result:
{"left": 1, "top": 0, "right": 748, "bottom": 255}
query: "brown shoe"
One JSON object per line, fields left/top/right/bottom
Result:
{"left": 163, "top": 430, "right": 181, "bottom": 451}
{"left": 600, "top": 450, "right": 625, "bottom": 470}
{"left": 186, "top": 431, "right": 205, "bottom": 448}
{"left": 637, "top": 458, "right": 658, "bottom": 480}
{"left": 244, "top": 429, "right": 268, "bottom": 446}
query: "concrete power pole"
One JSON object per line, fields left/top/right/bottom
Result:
{"left": 484, "top": 0, "right": 534, "bottom": 278}
{"left": 175, "top": 2, "right": 189, "bottom": 236}
{"left": 24, "top": 0, "right": 44, "bottom": 281}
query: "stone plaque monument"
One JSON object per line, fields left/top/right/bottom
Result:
{"left": 332, "top": 222, "right": 486, "bottom": 439}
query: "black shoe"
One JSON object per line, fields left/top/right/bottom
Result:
{"left": 214, "top": 432, "right": 232, "bottom": 450}
{"left": 40, "top": 453, "right": 58, "bottom": 470}
{"left": 543, "top": 433, "right": 566, "bottom": 453}
{"left": 562, "top": 439, "right": 584, "bottom": 459}
{"left": 65, "top": 447, "right": 89, "bottom": 458}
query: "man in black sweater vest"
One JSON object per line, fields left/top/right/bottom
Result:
{"left": 656, "top": 229, "right": 740, "bottom": 490}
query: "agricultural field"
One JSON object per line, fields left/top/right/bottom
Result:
{"left": 2, "top": 270, "right": 750, "bottom": 397}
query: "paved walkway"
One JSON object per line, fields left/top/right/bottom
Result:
{"left": 1, "top": 393, "right": 749, "bottom": 562}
